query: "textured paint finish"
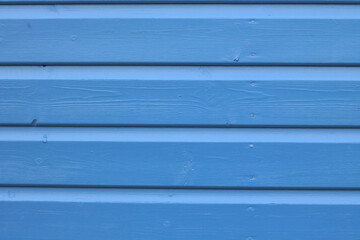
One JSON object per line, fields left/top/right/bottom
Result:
{"left": 0, "top": 2, "right": 360, "bottom": 240}
{"left": 1, "top": 5, "right": 360, "bottom": 65}
{"left": 1, "top": 127, "right": 360, "bottom": 188}
{"left": 1, "top": 66, "right": 360, "bottom": 126}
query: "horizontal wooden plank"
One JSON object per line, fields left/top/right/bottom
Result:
{"left": 1, "top": 187, "right": 359, "bottom": 240}
{"left": 1, "top": 127, "right": 360, "bottom": 188}
{"left": 1, "top": 66, "right": 360, "bottom": 126}
{"left": 1, "top": 5, "right": 360, "bottom": 65}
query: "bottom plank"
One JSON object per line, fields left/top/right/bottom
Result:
{"left": 0, "top": 188, "right": 359, "bottom": 240}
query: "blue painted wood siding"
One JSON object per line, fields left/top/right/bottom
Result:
{"left": 0, "top": 2, "right": 359, "bottom": 240}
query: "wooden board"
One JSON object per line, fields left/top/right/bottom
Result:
{"left": 1, "top": 127, "right": 360, "bottom": 188}
{"left": 1, "top": 5, "right": 360, "bottom": 65}
{"left": 1, "top": 187, "right": 360, "bottom": 240}
{"left": 1, "top": 66, "right": 360, "bottom": 127}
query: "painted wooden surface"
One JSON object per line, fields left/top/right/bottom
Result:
{"left": 1, "top": 66, "right": 360, "bottom": 126}
{"left": 1, "top": 127, "right": 360, "bottom": 188}
{"left": 1, "top": 188, "right": 360, "bottom": 240}
{"left": 1, "top": 5, "right": 360, "bottom": 65}
{"left": 1, "top": 2, "right": 360, "bottom": 239}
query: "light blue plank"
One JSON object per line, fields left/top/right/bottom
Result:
{"left": 1, "top": 127, "right": 360, "bottom": 188}
{"left": 1, "top": 5, "right": 360, "bottom": 65}
{"left": 1, "top": 66, "right": 360, "bottom": 126}
{"left": 1, "top": 187, "right": 359, "bottom": 240}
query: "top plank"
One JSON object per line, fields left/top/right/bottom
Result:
{"left": 1, "top": 4, "right": 360, "bottom": 65}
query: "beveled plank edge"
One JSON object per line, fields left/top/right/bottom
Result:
{"left": 1, "top": 66, "right": 360, "bottom": 81}
{"left": 2, "top": 187, "right": 360, "bottom": 205}
{"left": 1, "top": 127, "right": 360, "bottom": 143}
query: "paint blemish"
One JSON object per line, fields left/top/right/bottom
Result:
{"left": 163, "top": 221, "right": 171, "bottom": 227}
{"left": 35, "top": 158, "right": 43, "bottom": 165}
{"left": 8, "top": 191, "right": 15, "bottom": 199}
{"left": 42, "top": 135, "right": 48, "bottom": 144}
{"left": 31, "top": 119, "right": 37, "bottom": 126}
{"left": 247, "top": 206, "right": 255, "bottom": 211}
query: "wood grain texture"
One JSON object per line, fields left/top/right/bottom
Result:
{"left": 1, "top": 1, "right": 359, "bottom": 238}
{"left": 1, "top": 5, "right": 360, "bottom": 65}
{"left": 1, "top": 127, "right": 360, "bottom": 188}
{"left": 1, "top": 187, "right": 360, "bottom": 240}
{"left": 1, "top": 66, "right": 360, "bottom": 126}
